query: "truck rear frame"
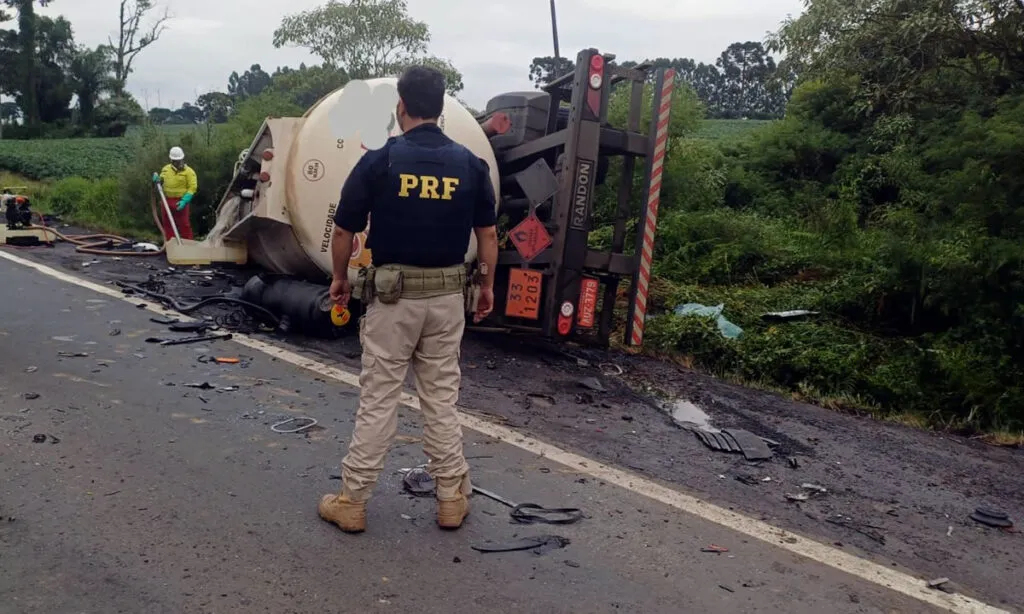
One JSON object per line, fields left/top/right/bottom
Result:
{"left": 481, "top": 48, "right": 676, "bottom": 348}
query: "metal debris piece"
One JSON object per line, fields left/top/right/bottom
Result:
{"left": 23, "top": 392, "right": 39, "bottom": 400}
{"left": 723, "top": 428, "right": 774, "bottom": 461}
{"left": 185, "top": 382, "right": 215, "bottom": 390}
{"left": 927, "top": 577, "right": 950, "bottom": 589}
{"left": 57, "top": 351, "right": 89, "bottom": 358}
{"left": 25, "top": 366, "right": 37, "bottom": 373}
{"left": 402, "top": 467, "right": 435, "bottom": 497}
{"left": 271, "top": 417, "right": 318, "bottom": 434}
{"left": 578, "top": 377, "right": 606, "bottom": 392}
{"left": 160, "top": 333, "right": 232, "bottom": 346}
{"left": 970, "top": 508, "right": 1013, "bottom": 529}
{"left": 701, "top": 544, "right": 729, "bottom": 553}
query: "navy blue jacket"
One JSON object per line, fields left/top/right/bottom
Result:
{"left": 334, "top": 123, "right": 497, "bottom": 268}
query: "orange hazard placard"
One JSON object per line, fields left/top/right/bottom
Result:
{"left": 505, "top": 268, "right": 542, "bottom": 320}
{"left": 509, "top": 214, "right": 552, "bottom": 262}
{"left": 577, "top": 277, "right": 599, "bottom": 328}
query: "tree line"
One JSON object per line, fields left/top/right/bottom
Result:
{"left": 0, "top": 0, "right": 467, "bottom": 136}
{"left": 0, "top": 0, "right": 168, "bottom": 137}
{"left": 528, "top": 41, "right": 794, "bottom": 120}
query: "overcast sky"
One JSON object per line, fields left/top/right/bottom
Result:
{"left": 36, "top": 0, "right": 804, "bottom": 111}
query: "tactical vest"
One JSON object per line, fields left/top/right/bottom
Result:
{"left": 367, "top": 136, "right": 477, "bottom": 268}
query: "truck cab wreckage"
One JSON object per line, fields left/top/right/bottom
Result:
{"left": 178, "top": 49, "right": 676, "bottom": 347}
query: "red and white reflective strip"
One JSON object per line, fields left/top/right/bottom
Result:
{"left": 630, "top": 69, "right": 675, "bottom": 347}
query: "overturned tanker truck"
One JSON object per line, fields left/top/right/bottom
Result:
{"left": 188, "top": 48, "right": 677, "bottom": 346}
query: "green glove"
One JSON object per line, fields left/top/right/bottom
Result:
{"left": 177, "top": 192, "right": 193, "bottom": 210}
{"left": 151, "top": 172, "right": 160, "bottom": 184}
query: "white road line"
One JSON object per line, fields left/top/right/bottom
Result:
{"left": 0, "top": 247, "right": 1008, "bottom": 614}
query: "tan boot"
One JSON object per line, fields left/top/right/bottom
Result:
{"left": 436, "top": 476, "right": 470, "bottom": 530}
{"left": 318, "top": 493, "right": 366, "bottom": 533}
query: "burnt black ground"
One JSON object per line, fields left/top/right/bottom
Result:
{"left": 8, "top": 237, "right": 1024, "bottom": 611}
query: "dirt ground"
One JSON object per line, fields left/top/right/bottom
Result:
{"left": 19, "top": 237, "right": 1024, "bottom": 611}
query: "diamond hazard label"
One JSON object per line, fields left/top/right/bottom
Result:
{"left": 509, "top": 214, "right": 552, "bottom": 262}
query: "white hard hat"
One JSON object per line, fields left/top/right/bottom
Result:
{"left": 169, "top": 146, "right": 185, "bottom": 161}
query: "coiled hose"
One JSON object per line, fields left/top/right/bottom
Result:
{"left": 26, "top": 190, "right": 176, "bottom": 257}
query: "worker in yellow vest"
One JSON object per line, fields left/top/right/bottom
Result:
{"left": 151, "top": 146, "right": 198, "bottom": 240}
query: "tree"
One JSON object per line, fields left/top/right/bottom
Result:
{"left": 527, "top": 55, "right": 574, "bottom": 87}
{"left": 272, "top": 0, "right": 464, "bottom": 94}
{"left": 171, "top": 101, "right": 202, "bottom": 124}
{"left": 2, "top": 0, "right": 52, "bottom": 126}
{"left": 227, "top": 64, "right": 272, "bottom": 100}
{"left": 767, "top": 0, "right": 1024, "bottom": 113}
{"left": 392, "top": 55, "right": 462, "bottom": 95}
{"left": 69, "top": 44, "right": 115, "bottom": 126}
{"left": 269, "top": 63, "right": 349, "bottom": 108}
{"left": 92, "top": 91, "right": 143, "bottom": 136}
{"left": 109, "top": 0, "right": 170, "bottom": 92}
{"left": 196, "top": 91, "right": 232, "bottom": 123}
{"left": 146, "top": 105, "right": 171, "bottom": 124}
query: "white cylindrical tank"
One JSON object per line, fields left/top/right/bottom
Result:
{"left": 245, "top": 77, "right": 500, "bottom": 283}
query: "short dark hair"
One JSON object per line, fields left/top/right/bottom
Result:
{"left": 397, "top": 65, "right": 446, "bottom": 119}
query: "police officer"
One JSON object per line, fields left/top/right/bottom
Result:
{"left": 319, "top": 65, "right": 499, "bottom": 533}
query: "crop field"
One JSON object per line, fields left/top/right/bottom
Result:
{"left": 0, "top": 120, "right": 772, "bottom": 183}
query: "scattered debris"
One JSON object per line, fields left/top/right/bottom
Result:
{"left": 471, "top": 485, "right": 583, "bottom": 525}
{"left": 970, "top": 508, "right": 1013, "bottom": 529}
{"left": 169, "top": 322, "right": 209, "bottom": 333}
{"left": 735, "top": 475, "right": 759, "bottom": 486}
{"left": 23, "top": 392, "right": 39, "bottom": 400}
{"left": 578, "top": 377, "right": 606, "bottom": 392}
{"left": 57, "top": 351, "right": 89, "bottom": 358}
{"left": 574, "top": 392, "right": 594, "bottom": 405}
{"left": 701, "top": 545, "right": 729, "bottom": 554}
{"left": 788, "top": 457, "right": 800, "bottom": 469}
{"left": 185, "top": 382, "right": 215, "bottom": 390}
{"left": 25, "top": 366, "right": 37, "bottom": 373}
{"left": 621, "top": 415, "right": 634, "bottom": 422}
{"left": 453, "top": 557, "right": 461, "bottom": 564}
{"left": 599, "top": 363, "right": 624, "bottom": 376}
{"left": 159, "top": 333, "right": 232, "bottom": 346}
{"left": 527, "top": 393, "right": 555, "bottom": 408}
{"left": 927, "top": 577, "right": 953, "bottom": 592}
{"left": 718, "top": 585, "right": 735, "bottom": 593}
{"left": 150, "top": 317, "right": 178, "bottom": 325}
{"left": 271, "top": 417, "right": 318, "bottom": 434}
{"left": 471, "top": 535, "right": 570, "bottom": 555}
{"left": 674, "top": 303, "right": 742, "bottom": 338}
{"left": 826, "top": 516, "right": 886, "bottom": 544}
{"left": 214, "top": 357, "right": 240, "bottom": 364}
{"left": 947, "top": 526, "right": 953, "bottom": 537}
{"left": 402, "top": 467, "right": 435, "bottom": 497}
{"left": 32, "top": 434, "right": 46, "bottom": 443}
{"left": 564, "top": 560, "right": 580, "bottom": 568}
{"left": 786, "top": 483, "right": 829, "bottom": 503}
{"left": 690, "top": 428, "right": 773, "bottom": 460}
{"left": 762, "top": 310, "right": 819, "bottom": 321}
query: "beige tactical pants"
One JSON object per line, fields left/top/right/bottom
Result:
{"left": 341, "top": 291, "right": 471, "bottom": 501}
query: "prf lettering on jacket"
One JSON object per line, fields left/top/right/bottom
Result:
{"left": 398, "top": 174, "right": 460, "bottom": 200}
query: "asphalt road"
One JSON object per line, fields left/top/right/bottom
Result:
{"left": 0, "top": 254, "right": 986, "bottom": 613}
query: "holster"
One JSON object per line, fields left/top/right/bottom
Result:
{"left": 353, "top": 266, "right": 375, "bottom": 304}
